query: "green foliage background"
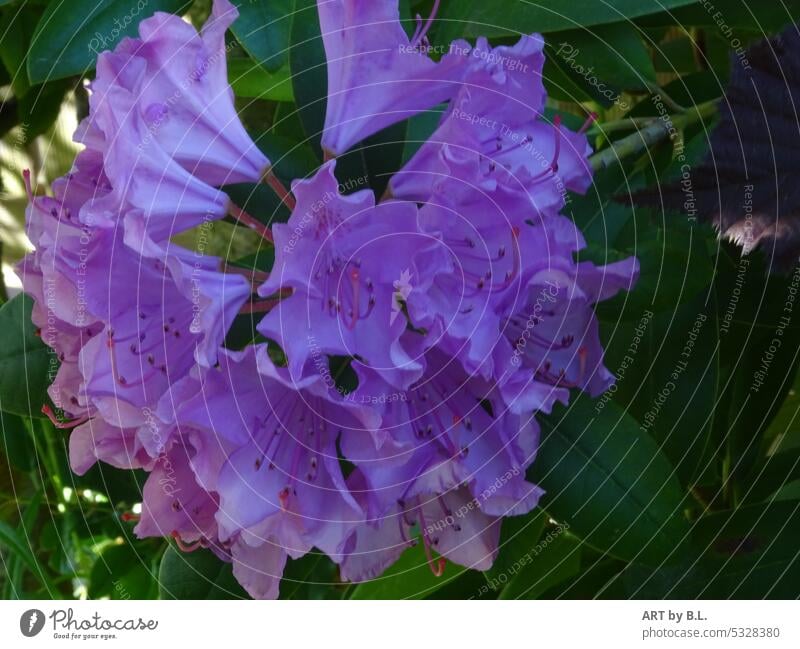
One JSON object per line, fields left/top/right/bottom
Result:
{"left": 1, "top": 0, "right": 800, "bottom": 599}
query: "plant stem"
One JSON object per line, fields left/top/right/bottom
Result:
{"left": 589, "top": 99, "right": 718, "bottom": 172}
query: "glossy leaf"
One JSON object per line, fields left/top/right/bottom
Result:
{"left": 436, "top": 0, "right": 698, "bottom": 42}
{"left": 27, "top": 0, "right": 191, "bottom": 84}
{"left": 229, "top": 0, "right": 293, "bottom": 72}
{"left": 0, "top": 294, "right": 54, "bottom": 418}
{"left": 159, "top": 546, "right": 249, "bottom": 599}
{"left": 531, "top": 394, "right": 690, "bottom": 566}
{"left": 499, "top": 531, "right": 582, "bottom": 599}
{"left": 288, "top": 0, "right": 326, "bottom": 157}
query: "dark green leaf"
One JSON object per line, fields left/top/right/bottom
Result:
{"left": 159, "top": 545, "right": 249, "bottom": 599}
{"left": 0, "top": 293, "right": 55, "bottom": 418}
{"left": 626, "top": 500, "right": 800, "bottom": 598}
{"left": 499, "top": 529, "right": 582, "bottom": 599}
{"left": 0, "top": 411, "right": 35, "bottom": 471}
{"left": 599, "top": 294, "right": 719, "bottom": 486}
{"left": 280, "top": 552, "right": 342, "bottom": 599}
{"left": 0, "top": 3, "right": 39, "bottom": 96}
{"left": 638, "top": 0, "right": 800, "bottom": 33}
{"left": 547, "top": 22, "right": 656, "bottom": 92}
{"left": 27, "top": 0, "right": 191, "bottom": 84}
{"left": 89, "top": 542, "right": 157, "bottom": 599}
{"left": 229, "top": 0, "right": 293, "bottom": 72}
{"left": 485, "top": 508, "right": 546, "bottom": 582}
{"left": 437, "top": 0, "right": 698, "bottom": 42}
{"left": 531, "top": 394, "right": 690, "bottom": 566}
{"left": 712, "top": 246, "right": 800, "bottom": 489}
{"left": 288, "top": 0, "right": 326, "bottom": 157}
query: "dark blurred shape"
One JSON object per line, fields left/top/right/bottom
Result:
{"left": 633, "top": 26, "right": 800, "bottom": 271}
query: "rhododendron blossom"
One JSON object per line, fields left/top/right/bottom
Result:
{"left": 18, "top": 0, "right": 638, "bottom": 598}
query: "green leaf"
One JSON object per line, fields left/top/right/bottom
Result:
{"left": 0, "top": 293, "right": 55, "bottom": 418}
{"left": 745, "top": 449, "right": 800, "bottom": 503}
{"left": 531, "top": 393, "right": 690, "bottom": 566}
{"left": 0, "top": 3, "right": 39, "bottom": 96}
{"left": 485, "top": 508, "right": 547, "bottom": 582}
{"left": 229, "top": 0, "right": 293, "bottom": 72}
{"left": 626, "top": 500, "right": 800, "bottom": 598}
{"left": 279, "top": 552, "right": 343, "bottom": 600}
{"left": 599, "top": 294, "right": 719, "bottom": 486}
{"left": 253, "top": 132, "right": 319, "bottom": 182}
{"left": 639, "top": 0, "right": 800, "bottom": 33}
{"left": 349, "top": 540, "right": 467, "bottom": 599}
{"left": 400, "top": 105, "right": 446, "bottom": 165}
{"left": 712, "top": 246, "right": 800, "bottom": 489}
{"left": 288, "top": 0, "right": 326, "bottom": 158}
{"left": 499, "top": 530, "right": 582, "bottom": 599}
{"left": 547, "top": 22, "right": 656, "bottom": 93}
{"left": 0, "top": 411, "right": 35, "bottom": 471}
{"left": 0, "top": 519, "right": 60, "bottom": 596}
{"left": 592, "top": 225, "right": 715, "bottom": 315}
{"left": 159, "top": 546, "right": 249, "bottom": 599}
{"left": 89, "top": 542, "right": 157, "bottom": 599}
{"left": 228, "top": 59, "right": 293, "bottom": 102}
{"left": 27, "top": 0, "right": 191, "bottom": 84}
{"left": 436, "top": 0, "right": 698, "bottom": 42}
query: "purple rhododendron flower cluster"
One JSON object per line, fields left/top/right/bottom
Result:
{"left": 18, "top": 0, "right": 638, "bottom": 598}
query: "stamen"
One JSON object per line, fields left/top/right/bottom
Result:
{"left": 41, "top": 404, "right": 90, "bottom": 429}
{"left": 410, "top": 0, "right": 440, "bottom": 48}
{"left": 346, "top": 267, "right": 361, "bottom": 329}
{"left": 22, "top": 169, "right": 33, "bottom": 201}
{"left": 579, "top": 111, "right": 598, "bottom": 135}
{"left": 410, "top": 13, "right": 424, "bottom": 45}
{"left": 417, "top": 507, "right": 446, "bottom": 577}
{"left": 526, "top": 116, "right": 564, "bottom": 183}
